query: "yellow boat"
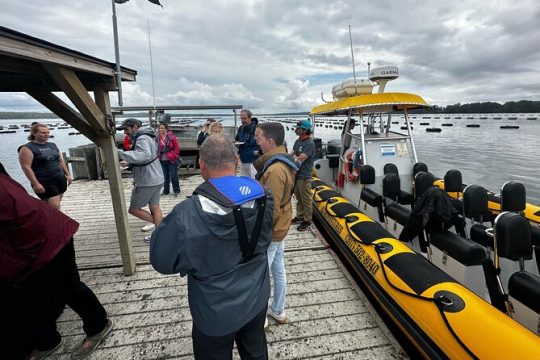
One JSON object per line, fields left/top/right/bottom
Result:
{"left": 307, "top": 67, "right": 540, "bottom": 358}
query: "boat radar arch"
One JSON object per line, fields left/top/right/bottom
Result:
{"left": 369, "top": 65, "right": 399, "bottom": 93}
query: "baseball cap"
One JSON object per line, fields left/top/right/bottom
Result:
{"left": 296, "top": 119, "right": 312, "bottom": 130}
{"left": 117, "top": 118, "right": 142, "bottom": 130}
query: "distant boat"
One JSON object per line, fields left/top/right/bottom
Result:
{"left": 8, "top": 124, "right": 19, "bottom": 129}
{"left": 526, "top": 117, "right": 537, "bottom": 120}
{"left": 466, "top": 124, "right": 481, "bottom": 128}
{"left": 0, "top": 130, "right": 16, "bottom": 134}
{"left": 508, "top": 117, "right": 518, "bottom": 120}
{"left": 441, "top": 123, "right": 453, "bottom": 126}
{"left": 426, "top": 127, "right": 442, "bottom": 132}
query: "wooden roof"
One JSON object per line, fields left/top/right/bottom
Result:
{"left": 0, "top": 26, "right": 137, "bottom": 92}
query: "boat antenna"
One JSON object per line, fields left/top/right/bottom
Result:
{"left": 147, "top": 19, "right": 157, "bottom": 109}
{"left": 348, "top": 25, "right": 357, "bottom": 84}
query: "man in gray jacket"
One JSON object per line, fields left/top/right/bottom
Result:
{"left": 117, "top": 118, "right": 164, "bottom": 241}
{"left": 150, "top": 134, "right": 273, "bottom": 359}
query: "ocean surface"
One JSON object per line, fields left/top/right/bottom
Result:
{"left": 1, "top": 113, "right": 539, "bottom": 203}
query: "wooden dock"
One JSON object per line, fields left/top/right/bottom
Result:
{"left": 50, "top": 175, "right": 407, "bottom": 359}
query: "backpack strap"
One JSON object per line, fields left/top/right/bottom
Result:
{"left": 256, "top": 154, "right": 300, "bottom": 197}
{"left": 131, "top": 132, "right": 159, "bottom": 167}
{"left": 193, "top": 176, "right": 267, "bottom": 262}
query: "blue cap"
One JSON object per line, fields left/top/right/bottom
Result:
{"left": 296, "top": 120, "right": 312, "bottom": 130}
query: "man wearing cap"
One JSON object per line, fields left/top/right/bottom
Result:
{"left": 117, "top": 118, "right": 164, "bottom": 242}
{"left": 290, "top": 120, "right": 316, "bottom": 231}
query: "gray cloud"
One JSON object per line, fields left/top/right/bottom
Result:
{"left": 1, "top": 0, "right": 539, "bottom": 112}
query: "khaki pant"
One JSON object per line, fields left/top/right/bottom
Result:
{"left": 294, "top": 178, "right": 312, "bottom": 223}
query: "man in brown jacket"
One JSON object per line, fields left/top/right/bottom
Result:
{"left": 254, "top": 122, "right": 298, "bottom": 325}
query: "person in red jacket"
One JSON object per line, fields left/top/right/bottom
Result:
{"left": 0, "top": 164, "right": 113, "bottom": 360}
{"left": 158, "top": 123, "right": 181, "bottom": 196}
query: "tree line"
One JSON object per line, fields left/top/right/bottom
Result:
{"left": 415, "top": 100, "right": 540, "bottom": 114}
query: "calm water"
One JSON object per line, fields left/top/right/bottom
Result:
{"left": 2, "top": 114, "right": 539, "bottom": 203}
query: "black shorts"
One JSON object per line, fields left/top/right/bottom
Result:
{"left": 37, "top": 177, "right": 67, "bottom": 200}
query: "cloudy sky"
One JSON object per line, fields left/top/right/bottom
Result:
{"left": 1, "top": 0, "right": 539, "bottom": 113}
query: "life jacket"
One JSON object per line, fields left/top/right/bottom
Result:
{"left": 193, "top": 176, "right": 268, "bottom": 263}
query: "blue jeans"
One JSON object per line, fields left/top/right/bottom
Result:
{"left": 267, "top": 241, "right": 286, "bottom": 314}
{"left": 160, "top": 160, "right": 180, "bottom": 194}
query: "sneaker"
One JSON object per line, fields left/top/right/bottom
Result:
{"left": 141, "top": 223, "right": 155, "bottom": 232}
{"left": 267, "top": 307, "right": 287, "bottom": 324}
{"left": 161, "top": 192, "right": 169, "bottom": 196}
{"left": 71, "top": 319, "right": 114, "bottom": 359}
{"left": 26, "top": 339, "right": 63, "bottom": 360}
{"left": 144, "top": 235, "right": 151, "bottom": 243}
{"left": 291, "top": 216, "right": 303, "bottom": 224}
{"left": 297, "top": 221, "right": 311, "bottom": 232}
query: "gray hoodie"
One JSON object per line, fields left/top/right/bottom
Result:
{"left": 118, "top": 127, "right": 163, "bottom": 187}
{"left": 149, "top": 183, "right": 273, "bottom": 336}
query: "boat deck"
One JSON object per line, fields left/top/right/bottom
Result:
{"left": 50, "top": 175, "right": 407, "bottom": 359}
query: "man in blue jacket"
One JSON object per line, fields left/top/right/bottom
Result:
{"left": 235, "top": 109, "right": 260, "bottom": 178}
{"left": 150, "top": 134, "right": 273, "bottom": 359}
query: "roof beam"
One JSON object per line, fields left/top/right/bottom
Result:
{"left": 27, "top": 90, "right": 99, "bottom": 144}
{"left": 43, "top": 64, "right": 109, "bottom": 137}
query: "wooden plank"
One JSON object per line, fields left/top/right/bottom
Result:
{"left": 0, "top": 35, "right": 136, "bottom": 81}
{"left": 42, "top": 64, "right": 108, "bottom": 137}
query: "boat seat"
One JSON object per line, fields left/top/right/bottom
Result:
{"left": 444, "top": 170, "right": 464, "bottom": 213}
{"left": 501, "top": 181, "right": 526, "bottom": 212}
{"left": 495, "top": 212, "right": 533, "bottom": 261}
{"left": 383, "top": 173, "right": 401, "bottom": 202}
{"left": 494, "top": 212, "right": 539, "bottom": 334}
{"left": 315, "top": 189, "right": 341, "bottom": 202}
{"left": 412, "top": 162, "right": 428, "bottom": 178}
{"left": 508, "top": 271, "right": 540, "bottom": 314}
{"left": 384, "top": 163, "right": 414, "bottom": 206}
{"left": 359, "top": 165, "right": 385, "bottom": 222}
{"left": 326, "top": 154, "right": 340, "bottom": 168}
{"left": 329, "top": 201, "right": 360, "bottom": 218}
{"left": 414, "top": 171, "right": 435, "bottom": 200}
{"left": 463, "top": 185, "right": 490, "bottom": 221}
{"left": 429, "top": 230, "right": 486, "bottom": 266}
{"left": 470, "top": 223, "right": 493, "bottom": 248}
{"left": 385, "top": 202, "right": 411, "bottom": 226}
{"left": 532, "top": 226, "right": 540, "bottom": 274}
{"left": 311, "top": 179, "right": 326, "bottom": 189}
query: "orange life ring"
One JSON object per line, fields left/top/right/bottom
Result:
{"left": 343, "top": 149, "right": 359, "bottom": 183}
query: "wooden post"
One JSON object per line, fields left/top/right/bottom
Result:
{"left": 94, "top": 87, "right": 136, "bottom": 275}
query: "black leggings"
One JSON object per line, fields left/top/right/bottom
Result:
{"left": 0, "top": 239, "right": 107, "bottom": 359}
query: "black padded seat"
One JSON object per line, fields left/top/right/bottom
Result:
{"left": 348, "top": 221, "right": 390, "bottom": 244}
{"left": 361, "top": 188, "right": 382, "bottom": 208}
{"left": 463, "top": 185, "right": 489, "bottom": 221}
{"left": 508, "top": 271, "right": 540, "bottom": 313}
{"left": 311, "top": 179, "right": 326, "bottom": 189}
{"left": 398, "top": 191, "right": 414, "bottom": 206}
{"left": 326, "top": 154, "right": 340, "bottom": 168}
{"left": 383, "top": 173, "right": 401, "bottom": 201}
{"left": 470, "top": 223, "right": 492, "bottom": 248}
{"left": 501, "top": 181, "right": 526, "bottom": 212}
{"left": 385, "top": 202, "right": 411, "bottom": 226}
{"left": 532, "top": 225, "right": 540, "bottom": 274}
{"left": 315, "top": 189, "right": 341, "bottom": 202}
{"left": 413, "top": 162, "right": 428, "bottom": 177}
{"left": 414, "top": 171, "right": 435, "bottom": 199}
{"left": 429, "top": 230, "right": 487, "bottom": 266}
{"left": 330, "top": 202, "right": 360, "bottom": 218}
{"left": 384, "top": 163, "right": 399, "bottom": 175}
{"left": 444, "top": 170, "right": 463, "bottom": 193}
{"left": 494, "top": 212, "right": 533, "bottom": 261}
{"left": 359, "top": 165, "right": 375, "bottom": 185}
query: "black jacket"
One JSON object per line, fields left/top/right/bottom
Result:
{"left": 150, "top": 178, "right": 273, "bottom": 336}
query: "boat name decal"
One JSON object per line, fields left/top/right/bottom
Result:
{"left": 323, "top": 209, "right": 379, "bottom": 276}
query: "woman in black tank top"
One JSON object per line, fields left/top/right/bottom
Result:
{"left": 18, "top": 123, "right": 72, "bottom": 210}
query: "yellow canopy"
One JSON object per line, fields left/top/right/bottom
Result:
{"left": 310, "top": 92, "right": 428, "bottom": 115}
